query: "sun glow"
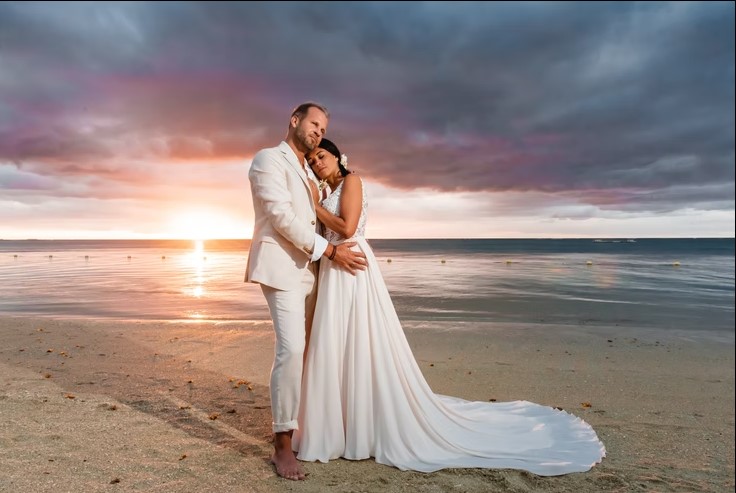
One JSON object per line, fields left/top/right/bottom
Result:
{"left": 168, "top": 209, "right": 247, "bottom": 240}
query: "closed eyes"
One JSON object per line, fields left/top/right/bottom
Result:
{"left": 311, "top": 121, "right": 326, "bottom": 135}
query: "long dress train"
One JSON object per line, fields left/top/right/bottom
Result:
{"left": 293, "top": 179, "right": 605, "bottom": 475}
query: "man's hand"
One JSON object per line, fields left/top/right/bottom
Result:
{"left": 327, "top": 242, "right": 367, "bottom": 275}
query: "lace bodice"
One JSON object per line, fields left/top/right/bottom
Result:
{"left": 321, "top": 176, "right": 367, "bottom": 243}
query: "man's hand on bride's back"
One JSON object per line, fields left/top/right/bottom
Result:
{"left": 328, "top": 242, "right": 367, "bottom": 275}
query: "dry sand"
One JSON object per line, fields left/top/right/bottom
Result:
{"left": 0, "top": 316, "right": 733, "bottom": 492}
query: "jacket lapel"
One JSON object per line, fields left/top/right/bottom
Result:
{"left": 279, "top": 141, "right": 314, "bottom": 207}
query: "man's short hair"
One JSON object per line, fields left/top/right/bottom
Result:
{"left": 291, "top": 102, "right": 330, "bottom": 120}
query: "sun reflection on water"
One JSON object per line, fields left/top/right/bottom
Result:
{"left": 187, "top": 240, "right": 206, "bottom": 301}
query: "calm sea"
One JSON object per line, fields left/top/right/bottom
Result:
{"left": 0, "top": 238, "right": 733, "bottom": 337}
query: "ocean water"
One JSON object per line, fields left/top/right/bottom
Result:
{"left": 0, "top": 238, "right": 733, "bottom": 336}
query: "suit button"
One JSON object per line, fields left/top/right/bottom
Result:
{"left": 311, "top": 220, "right": 316, "bottom": 225}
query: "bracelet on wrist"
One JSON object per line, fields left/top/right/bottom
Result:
{"left": 328, "top": 244, "right": 337, "bottom": 260}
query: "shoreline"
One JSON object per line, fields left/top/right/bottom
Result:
{"left": 3, "top": 314, "right": 733, "bottom": 342}
{"left": 1, "top": 316, "right": 733, "bottom": 492}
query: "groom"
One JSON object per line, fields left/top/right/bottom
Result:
{"left": 245, "top": 102, "right": 367, "bottom": 480}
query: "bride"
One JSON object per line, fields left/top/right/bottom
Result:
{"left": 293, "top": 138, "right": 606, "bottom": 475}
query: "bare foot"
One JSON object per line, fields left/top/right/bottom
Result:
{"left": 270, "top": 450, "right": 306, "bottom": 481}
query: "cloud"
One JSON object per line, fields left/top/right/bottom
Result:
{"left": 0, "top": 1, "right": 732, "bottom": 238}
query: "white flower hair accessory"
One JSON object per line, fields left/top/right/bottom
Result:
{"left": 340, "top": 153, "right": 348, "bottom": 168}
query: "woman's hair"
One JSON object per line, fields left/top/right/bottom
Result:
{"left": 318, "top": 138, "right": 350, "bottom": 177}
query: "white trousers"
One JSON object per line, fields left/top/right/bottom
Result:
{"left": 261, "top": 263, "right": 318, "bottom": 433}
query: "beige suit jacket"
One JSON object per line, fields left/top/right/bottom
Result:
{"left": 245, "top": 141, "right": 318, "bottom": 291}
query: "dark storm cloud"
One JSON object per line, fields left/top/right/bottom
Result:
{"left": 0, "top": 1, "right": 733, "bottom": 215}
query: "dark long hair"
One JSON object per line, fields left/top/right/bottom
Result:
{"left": 317, "top": 138, "right": 350, "bottom": 177}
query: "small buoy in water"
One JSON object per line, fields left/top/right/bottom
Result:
{"left": 441, "top": 259, "right": 446, "bottom": 264}
{"left": 387, "top": 259, "right": 392, "bottom": 263}
{"left": 672, "top": 261, "right": 680, "bottom": 267}
{"left": 161, "top": 256, "right": 166, "bottom": 260}
{"left": 48, "top": 255, "right": 53, "bottom": 259}
{"left": 127, "top": 255, "right": 132, "bottom": 259}
{"left": 84, "top": 255, "right": 89, "bottom": 260}
{"left": 586, "top": 260, "right": 593, "bottom": 265}
{"left": 13, "top": 254, "right": 18, "bottom": 258}
{"left": 505, "top": 259, "right": 512, "bottom": 264}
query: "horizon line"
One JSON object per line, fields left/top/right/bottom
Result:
{"left": 2, "top": 236, "right": 734, "bottom": 241}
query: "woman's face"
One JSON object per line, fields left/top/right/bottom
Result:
{"left": 307, "top": 147, "right": 338, "bottom": 180}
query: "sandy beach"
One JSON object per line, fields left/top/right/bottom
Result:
{"left": 0, "top": 316, "right": 733, "bottom": 493}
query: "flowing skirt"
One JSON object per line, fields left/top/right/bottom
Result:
{"left": 293, "top": 237, "right": 605, "bottom": 475}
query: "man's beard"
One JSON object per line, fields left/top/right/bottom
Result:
{"left": 297, "top": 128, "right": 317, "bottom": 150}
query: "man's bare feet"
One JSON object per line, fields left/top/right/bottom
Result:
{"left": 270, "top": 449, "right": 306, "bottom": 481}
{"left": 270, "top": 431, "right": 306, "bottom": 480}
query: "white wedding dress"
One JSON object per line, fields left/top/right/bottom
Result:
{"left": 293, "top": 179, "right": 605, "bottom": 475}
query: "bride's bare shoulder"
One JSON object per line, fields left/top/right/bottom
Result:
{"left": 344, "top": 172, "right": 361, "bottom": 183}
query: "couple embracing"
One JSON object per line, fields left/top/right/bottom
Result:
{"left": 245, "top": 102, "right": 605, "bottom": 481}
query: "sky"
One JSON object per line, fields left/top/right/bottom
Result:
{"left": 0, "top": 1, "right": 733, "bottom": 240}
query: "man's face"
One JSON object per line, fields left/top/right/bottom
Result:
{"left": 294, "top": 107, "right": 328, "bottom": 151}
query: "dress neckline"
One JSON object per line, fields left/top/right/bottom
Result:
{"left": 330, "top": 179, "right": 345, "bottom": 193}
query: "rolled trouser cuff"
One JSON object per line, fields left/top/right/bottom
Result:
{"left": 273, "top": 419, "right": 299, "bottom": 433}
